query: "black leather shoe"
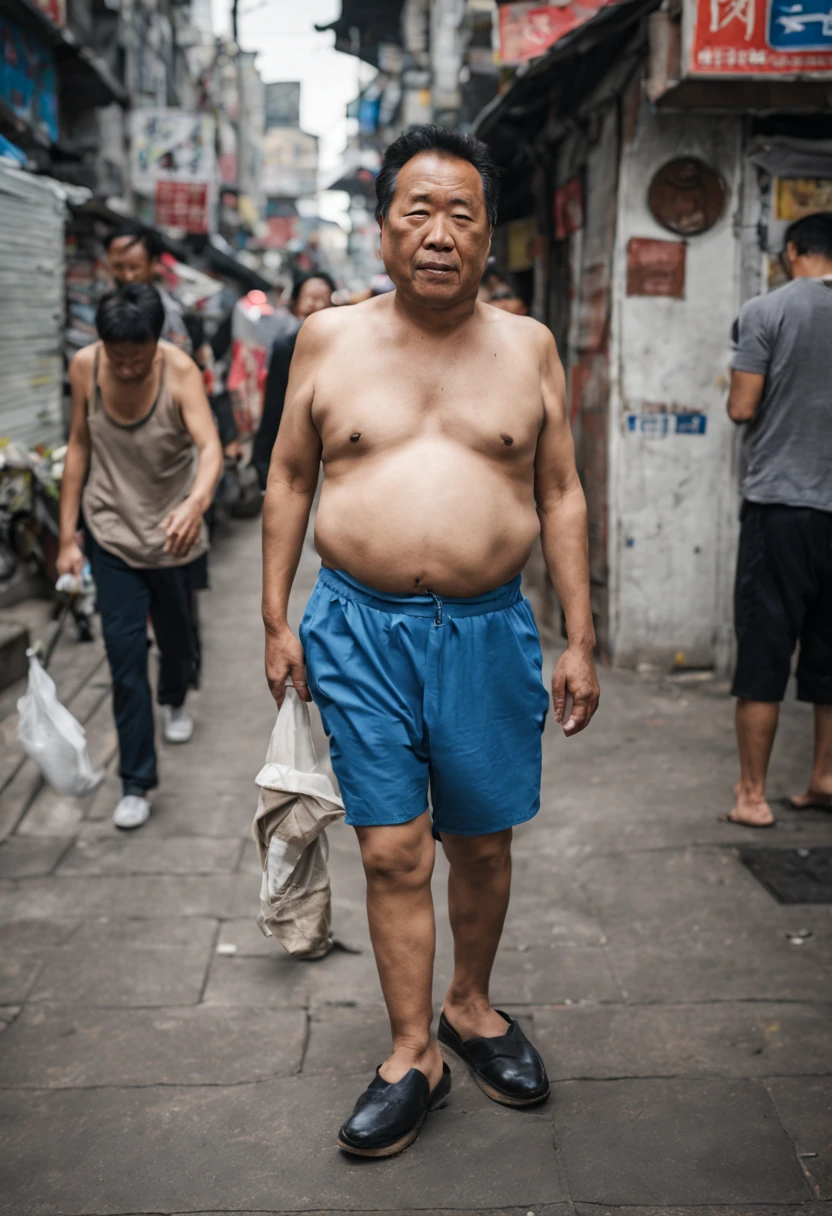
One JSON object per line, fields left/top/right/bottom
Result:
{"left": 337, "top": 1062, "right": 451, "bottom": 1158}
{"left": 438, "top": 1010, "right": 549, "bottom": 1108}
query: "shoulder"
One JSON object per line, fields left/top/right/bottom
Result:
{"left": 161, "top": 341, "right": 201, "bottom": 388}
{"left": 292, "top": 304, "right": 357, "bottom": 356}
{"left": 739, "top": 284, "right": 791, "bottom": 326}
{"left": 69, "top": 342, "right": 97, "bottom": 385}
{"left": 480, "top": 304, "right": 559, "bottom": 356}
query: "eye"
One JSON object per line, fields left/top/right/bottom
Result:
{"left": 407, "top": 209, "right": 429, "bottom": 217}
{"left": 453, "top": 214, "right": 472, "bottom": 222}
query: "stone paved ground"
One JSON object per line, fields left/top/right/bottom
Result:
{"left": 0, "top": 517, "right": 830, "bottom": 1216}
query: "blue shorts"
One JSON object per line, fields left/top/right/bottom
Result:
{"left": 299, "top": 567, "right": 549, "bottom": 836}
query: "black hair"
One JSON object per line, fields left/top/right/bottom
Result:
{"left": 375, "top": 124, "right": 499, "bottom": 226}
{"left": 103, "top": 225, "right": 163, "bottom": 262}
{"left": 784, "top": 212, "right": 832, "bottom": 259}
{"left": 96, "top": 284, "right": 166, "bottom": 344}
{"left": 290, "top": 271, "right": 336, "bottom": 303}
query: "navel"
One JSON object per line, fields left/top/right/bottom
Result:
{"left": 500, "top": 433, "right": 514, "bottom": 446}
{"left": 350, "top": 432, "right": 361, "bottom": 443}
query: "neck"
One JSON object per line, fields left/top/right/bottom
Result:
{"left": 794, "top": 255, "right": 832, "bottom": 279}
{"left": 392, "top": 287, "right": 477, "bottom": 334}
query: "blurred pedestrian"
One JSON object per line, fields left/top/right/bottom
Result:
{"left": 250, "top": 272, "right": 335, "bottom": 489}
{"left": 57, "top": 285, "right": 222, "bottom": 830}
{"left": 726, "top": 212, "right": 832, "bottom": 827}
{"left": 262, "top": 125, "right": 598, "bottom": 1157}
{"left": 104, "top": 227, "right": 192, "bottom": 353}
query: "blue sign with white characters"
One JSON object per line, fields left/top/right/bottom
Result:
{"left": 768, "top": 0, "right": 832, "bottom": 51}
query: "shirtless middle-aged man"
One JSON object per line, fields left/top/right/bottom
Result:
{"left": 262, "top": 125, "right": 599, "bottom": 1158}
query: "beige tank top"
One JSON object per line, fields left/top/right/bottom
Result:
{"left": 82, "top": 344, "right": 209, "bottom": 569}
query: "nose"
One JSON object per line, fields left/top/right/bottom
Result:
{"left": 424, "top": 213, "right": 454, "bottom": 252}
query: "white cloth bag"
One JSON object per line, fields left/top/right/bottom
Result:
{"left": 252, "top": 688, "right": 344, "bottom": 959}
{"left": 16, "top": 651, "right": 103, "bottom": 797}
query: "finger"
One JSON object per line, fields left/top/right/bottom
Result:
{"left": 564, "top": 694, "right": 591, "bottom": 737}
{"left": 290, "top": 660, "right": 312, "bottom": 703}
{"left": 551, "top": 667, "right": 566, "bottom": 723}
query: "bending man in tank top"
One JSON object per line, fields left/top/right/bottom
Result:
{"left": 262, "top": 126, "right": 600, "bottom": 1158}
{"left": 58, "top": 285, "right": 223, "bottom": 830}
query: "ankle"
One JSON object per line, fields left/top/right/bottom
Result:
{"left": 736, "top": 780, "right": 767, "bottom": 802}
{"left": 443, "top": 992, "right": 492, "bottom": 1019}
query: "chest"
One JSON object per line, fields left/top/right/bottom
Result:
{"left": 313, "top": 335, "right": 542, "bottom": 460}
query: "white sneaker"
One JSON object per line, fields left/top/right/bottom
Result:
{"left": 162, "top": 705, "right": 194, "bottom": 744}
{"left": 113, "top": 794, "right": 151, "bottom": 830}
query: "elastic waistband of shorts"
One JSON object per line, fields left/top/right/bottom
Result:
{"left": 317, "top": 567, "right": 523, "bottom": 618}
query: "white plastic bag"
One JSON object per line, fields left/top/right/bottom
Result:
{"left": 16, "top": 651, "right": 104, "bottom": 797}
{"left": 252, "top": 688, "right": 344, "bottom": 959}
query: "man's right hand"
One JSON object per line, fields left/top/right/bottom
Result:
{"left": 265, "top": 623, "right": 312, "bottom": 707}
{"left": 57, "top": 540, "right": 85, "bottom": 580}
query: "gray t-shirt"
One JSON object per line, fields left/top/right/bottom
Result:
{"left": 732, "top": 277, "right": 832, "bottom": 512}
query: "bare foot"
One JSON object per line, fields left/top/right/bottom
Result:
{"left": 726, "top": 782, "right": 775, "bottom": 827}
{"left": 788, "top": 787, "right": 832, "bottom": 810}
{"left": 442, "top": 998, "right": 511, "bottom": 1042}
{"left": 378, "top": 1040, "right": 444, "bottom": 1089}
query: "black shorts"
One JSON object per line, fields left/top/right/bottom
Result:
{"left": 732, "top": 502, "right": 832, "bottom": 704}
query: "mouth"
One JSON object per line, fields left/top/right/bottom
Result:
{"left": 417, "top": 263, "right": 458, "bottom": 277}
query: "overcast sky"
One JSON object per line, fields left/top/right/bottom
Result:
{"left": 210, "top": 0, "right": 370, "bottom": 182}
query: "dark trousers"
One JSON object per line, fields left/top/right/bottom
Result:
{"left": 86, "top": 532, "right": 194, "bottom": 796}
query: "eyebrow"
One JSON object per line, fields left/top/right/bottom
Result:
{"left": 407, "top": 191, "right": 477, "bottom": 208}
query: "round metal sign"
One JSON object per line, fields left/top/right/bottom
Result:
{"left": 647, "top": 158, "right": 726, "bottom": 237}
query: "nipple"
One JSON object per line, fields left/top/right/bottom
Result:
{"left": 350, "top": 432, "right": 361, "bottom": 443}
{"left": 500, "top": 433, "right": 514, "bottom": 446}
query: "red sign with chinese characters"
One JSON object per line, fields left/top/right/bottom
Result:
{"left": 154, "top": 181, "right": 209, "bottom": 234}
{"left": 690, "top": 0, "right": 832, "bottom": 74}
{"left": 499, "top": 1, "right": 615, "bottom": 64}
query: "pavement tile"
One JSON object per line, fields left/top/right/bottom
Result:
{"left": 607, "top": 924, "right": 832, "bottom": 1002}
{"left": 555, "top": 1077, "right": 809, "bottom": 1205}
{"left": 0, "top": 836, "right": 72, "bottom": 878}
{"left": 0, "top": 1004, "right": 306, "bottom": 1087}
{"left": 0, "top": 872, "right": 256, "bottom": 920}
{"left": 573, "top": 1207, "right": 821, "bottom": 1215}
{"left": 434, "top": 944, "right": 621, "bottom": 1005}
{"left": 0, "top": 1076, "right": 564, "bottom": 1214}
{"left": 203, "top": 946, "right": 384, "bottom": 1008}
{"left": 55, "top": 833, "right": 243, "bottom": 876}
{"left": 579, "top": 847, "right": 777, "bottom": 940}
{"left": 27, "top": 917, "right": 217, "bottom": 1006}
{"left": 0, "top": 918, "right": 79, "bottom": 950}
{"left": 0, "top": 954, "right": 41, "bottom": 1004}
{"left": 533, "top": 1001, "right": 832, "bottom": 1079}
{"left": 766, "top": 1077, "right": 832, "bottom": 1200}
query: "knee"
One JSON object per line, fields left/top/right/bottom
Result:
{"left": 446, "top": 831, "right": 512, "bottom": 877}
{"left": 359, "top": 833, "right": 434, "bottom": 889}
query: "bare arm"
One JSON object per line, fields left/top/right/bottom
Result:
{"left": 262, "top": 318, "right": 325, "bottom": 706}
{"left": 534, "top": 328, "right": 599, "bottom": 736}
{"left": 161, "top": 353, "right": 223, "bottom": 557}
{"left": 727, "top": 369, "right": 765, "bottom": 423}
{"left": 57, "top": 353, "right": 93, "bottom": 578}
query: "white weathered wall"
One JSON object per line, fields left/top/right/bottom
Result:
{"left": 608, "top": 102, "right": 744, "bottom": 671}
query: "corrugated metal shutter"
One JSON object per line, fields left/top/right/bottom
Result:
{"left": 0, "top": 165, "right": 66, "bottom": 451}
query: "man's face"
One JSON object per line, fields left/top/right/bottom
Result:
{"left": 379, "top": 152, "right": 491, "bottom": 309}
{"left": 104, "top": 340, "right": 158, "bottom": 382}
{"left": 107, "top": 237, "right": 155, "bottom": 286}
{"left": 295, "top": 277, "right": 333, "bottom": 320}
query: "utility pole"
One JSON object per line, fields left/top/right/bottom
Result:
{"left": 231, "top": 0, "right": 247, "bottom": 230}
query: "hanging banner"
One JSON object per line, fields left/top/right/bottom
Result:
{"left": 690, "top": 0, "right": 832, "bottom": 74}
{"left": 131, "top": 109, "right": 216, "bottom": 196}
{"left": 498, "top": 1, "right": 616, "bottom": 65}
{"left": 154, "top": 181, "right": 209, "bottom": 233}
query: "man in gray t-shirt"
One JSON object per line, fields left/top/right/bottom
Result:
{"left": 725, "top": 212, "right": 832, "bottom": 828}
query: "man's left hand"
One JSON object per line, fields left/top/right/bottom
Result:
{"left": 161, "top": 496, "right": 204, "bottom": 558}
{"left": 552, "top": 647, "right": 600, "bottom": 737}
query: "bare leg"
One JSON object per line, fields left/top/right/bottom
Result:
{"left": 355, "top": 810, "right": 443, "bottom": 1088}
{"left": 441, "top": 828, "right": 513, "bottom": 1039}
{"left": 731, "top": 698, "right": 779, "bottom": 826}
{"left": 790, "top": 705, "right": 832, "bottom": 808}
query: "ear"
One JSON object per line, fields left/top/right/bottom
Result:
{"left": 785, "top": 241, "right": 798, "bottom": 263}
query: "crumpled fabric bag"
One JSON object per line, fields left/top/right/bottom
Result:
{"left": 17, "top": 651, "right": 103, "bottom": 797}
{"left": 252, "top": 687, "right": 344, "bottom": 959}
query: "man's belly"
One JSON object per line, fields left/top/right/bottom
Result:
{"left": 314, "top": 443, "right": 540, "bottom": 596}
